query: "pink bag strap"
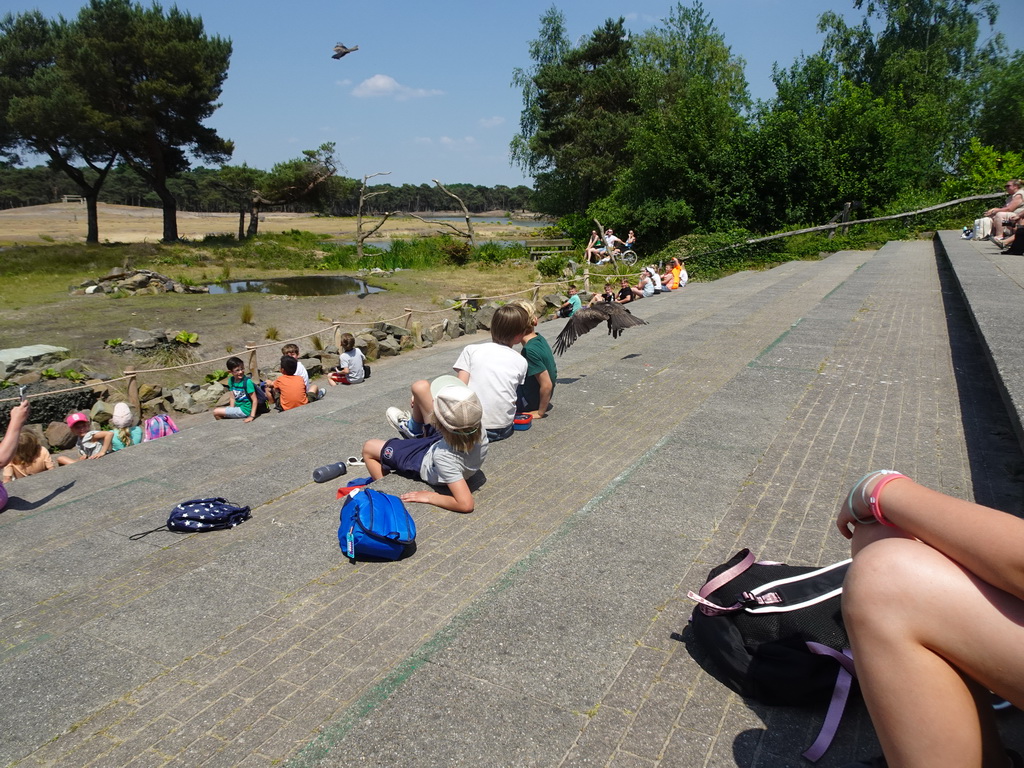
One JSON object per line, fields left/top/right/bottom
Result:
{"left": 687, "top": 550, "right": 757, "bottom": 615}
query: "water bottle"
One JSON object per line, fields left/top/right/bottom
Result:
{"left": 312, "top": 461, "right": 347, "bottom": 483}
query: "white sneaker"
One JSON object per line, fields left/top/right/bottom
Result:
{"left": 386, "top": 407, "right": 418, "bottom": 439}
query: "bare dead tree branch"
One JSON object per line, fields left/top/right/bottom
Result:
{"left": 357, "top": 171, "right": 394, "bottom": 260}
{"left": 405, "top": 212, "right": 471, "bottom": 239}
{"left": 432, "top": 179, "right": 475, "bottom": 247}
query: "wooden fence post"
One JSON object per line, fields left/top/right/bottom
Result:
{"left": 246, "top": 345, "right": 258, "bottom": 380}
{"left": 124, "top": 369, "right": 140, "bottom": 415}
{"left": 582, "top": 268, "right": 591, "bottom": 294}
{"left": 404, "top": 308, "right": 413, "bottom": 329}
{"left": 532, "top": 281, "right": 541, "bottom": 305}
{"left": 333, "top": 322, "right": 343, "bottom": 350}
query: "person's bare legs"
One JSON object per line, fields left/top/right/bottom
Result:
{"left": 844, "top": 526, "right": 1024, "bottom": 767}
{"left": 361, "top": 438, "right": 387, "bottom": 480}
{"left": 409, "top": 379, "right": 434, "bottom": 423}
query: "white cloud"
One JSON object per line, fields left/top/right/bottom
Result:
{"left": 479, "top": 116, "right": 505, "bottom": 128}
{"left": 351, "top": 74, "right": 443, "bottom": 100}
{"left": 335, "top": 78, "right": 352, "bottom": 87}
{"left": 439, "top": 136, "right": 476, "bottom": 147}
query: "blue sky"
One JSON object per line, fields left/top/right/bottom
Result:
{"left": 15, "top": 0, "right": 1024, "bottom": 187}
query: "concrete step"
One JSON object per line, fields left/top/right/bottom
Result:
{"left": 3, "top": 241, "right": 1021, "bottom": 767}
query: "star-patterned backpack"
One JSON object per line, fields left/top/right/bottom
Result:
{"left": 130, "top": 498, "right": 251, "bottom": 539}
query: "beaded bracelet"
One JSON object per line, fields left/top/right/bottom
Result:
{"left": 868, "top": 473, "right": 907, "bottom": 527}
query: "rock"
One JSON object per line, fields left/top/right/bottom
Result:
{"left": 369, "top": 329, "right": 389, "bottom": 341}
{"left": 474, "top": 305, "right": 496, "bottom": 330}
{"left": 0, "top": 344, "right": 70, "bottom": 379}
{"left": 461, "top": 315, "right": 477, "bottom": 335}
{"left": 377, "top": 337, "right": 401, "bottom": 357}
{"left": 542, "top": 293, "right": 565, "bottom": 308}
{"left": 139, "top": 383, "right": 163, "bottom": 402}
{"left": 51, "top": 358, "right": 87, "bottom": 375}
{"left": 424, "top": 323, "right": 446, "bottom": 343}
{"left": 193, "top": 384, "right": 224, "bottom": 407}
{"left": 141, "top": 399, "right": 169, "bottom": 418}
{"left": 13, "top": 372, "right": 42, "bottom": 385}
{"left": 168, "top": 388, "right": 196, "bottom": 413}
{"left": 357, "top": 334, "right": 379, "bottom": 361}
{"left": 45, "top": 421, "right": 76, "bottom": 450}
{"left": 375, "top": 322, "right": 411, "bottom": 338}
{"left": 303, "top": 360, "right": 323, "bottom": 378}
{"left": 90, "top": 400, "right": 115, "bottom": 425}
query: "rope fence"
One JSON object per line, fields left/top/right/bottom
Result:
{"left": 0, "top": 270, "right": 645, "bottom": 410}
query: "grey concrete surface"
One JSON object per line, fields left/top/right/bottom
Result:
{"left": 1, "top": 237, "right": 1022, "bottom": 768}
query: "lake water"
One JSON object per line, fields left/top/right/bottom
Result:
{"left": 207, "top": 275, "right": 386, "bottom": 297}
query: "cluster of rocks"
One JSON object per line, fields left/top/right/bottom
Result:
{"left": 1, "top": 344, "right": 103, "bottom": 444}
{"left": 106, "top": 328, "right": 195, "bottom": 356}
{"left": 71, "top": 267, "right": 208, "bottom": 296}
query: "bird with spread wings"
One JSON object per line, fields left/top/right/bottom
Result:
{"left": 552, "top": 302, "right": 648, "bottom": 356}
{"left": 332, "top": 43, "right": 359, "bottom": 59}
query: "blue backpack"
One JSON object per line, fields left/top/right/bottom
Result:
{"left": 338, "top": 488, "right": 416, "bottom": 560}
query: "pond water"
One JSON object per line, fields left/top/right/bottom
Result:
{"left": 207, "top": 275, "right": 386, "bottom": 297}
{"left": 417, "top": 216, "right": 549, "bottom": 227}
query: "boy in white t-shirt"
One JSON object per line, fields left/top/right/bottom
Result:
{"left": 329, "top": 333, "right": 366, "bottom": 385}
{"left": 387, "top": 304, "right": 530, "bottom": 443}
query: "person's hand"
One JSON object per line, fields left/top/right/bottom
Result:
{"left": 400, "top": 490, "right": 433, "bottom": 504}
{"left": 9, "top": 400, "right": 30, "bottom": 425}
{"left": 88, "top": 452, "right": 105, "bottom": 460}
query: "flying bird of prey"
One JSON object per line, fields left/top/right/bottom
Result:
{"left": 332, "top": 43, "right": 359, "bottom": 59}
{"left": 552, "top": 302, "right": 648, "bottom": 356}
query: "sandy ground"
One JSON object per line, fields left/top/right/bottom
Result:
{"left": 0, "top": 202, "right": 544, "bottom": 245}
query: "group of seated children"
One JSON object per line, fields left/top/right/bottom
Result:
{"left": 583, "top": 258, "right": 688, "bottom": 307}
{"left": 362, "top": 303, "right": 553, "bottom": 513}
{"left": 214, "top": 339, "right": 360, "bottom": 423}
{"left": 0, "top": 400, "right": 143, "bottom": 488}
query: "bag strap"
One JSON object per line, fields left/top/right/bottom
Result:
{"left": 129, "top": 525, "right": 168, "bottom": 540}
{"left": 687, "top": 549, "right": 756, "bottom": 615}
{"left": 801, "top": 645, "right": 856, "bottom": 762}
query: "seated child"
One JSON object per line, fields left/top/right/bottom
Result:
{"left": 588, "top": 281, "right": 616, "bottom": 307}
{"left": 362, "top": 378, "right": 487, "bottom": 513}
{"left": 329, "top": 332, "right": 366, "bottom": 385}
{"left": 110, "top": 402, "right": 142, "bottom": 451}
{"left": 557, "top": 285, "right": 581, "bottom": 318}
{"left": 56, "top": 412, "right": 112, "bottom": 465}
{"left": 282, "top": 343, "right": 322, "bottom": 400}
{"left": 388, "top": 304, "right": 529, "bottom": 443}
{"left": 616, "top": 277, "right": 638, "bottom": 303}
{"left": 214, "top": 357, "right": 257, "bottom": 422}
{"left": 271, "top": 355, "right": 309, "bottom": 411}
{"left": 3, "top": 428, "right": 54, "bottom": 481}
{"left": 512, "top": 300, "right": 556, "bottom": 419}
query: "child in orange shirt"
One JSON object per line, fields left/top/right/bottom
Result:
{"left": 271, "top": 356, "right": 309, "bottom": 411}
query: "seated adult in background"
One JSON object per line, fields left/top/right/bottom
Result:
{"left": 595, "top": 229, "right": 627, "bottom": 265}
{"left": 584, "top": 230, "right": 602, "bottom": 263}
{"left": 975, "top": 179, "right": 1023, "bottom": 240}
{"left": 836, "top": 471, "right": 1024, "bottom": 768}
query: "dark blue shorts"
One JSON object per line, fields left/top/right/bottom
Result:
{"left": 381, "top": 429, "right": 443, "bottom": 476}
{"left": 486, "top": 423, "right": 514, "bottom": 442}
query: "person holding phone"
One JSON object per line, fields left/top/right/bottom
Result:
{"left": 1, "top": 398, "right": 31, "bottom": 511}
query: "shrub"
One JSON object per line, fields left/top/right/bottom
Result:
{"left": 265, "top": 326, "right": 280, "bottom": 341}
{"left": 437, "top": 236, "right": 473, "bottom": 265}
{"left": 536, "top": 254, "right": 570, "bottom": 278}
{"left": 240, "top": 303, "right": 254, "bottom": 325}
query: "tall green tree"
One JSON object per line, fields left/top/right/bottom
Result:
{"left": 67, "top": 0, "right": 232, "bottom": 242}
{"left": 517, "top": 17, "right": 639, "bottom": 214}
{"left": 595, "top": 2, "right": 749, "bottom": 237}
{"left": 0, "top": 10, "right": 118, "bottom": 243}
{"left": 510, "top": 6, "right": 569, "bottom": 178}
